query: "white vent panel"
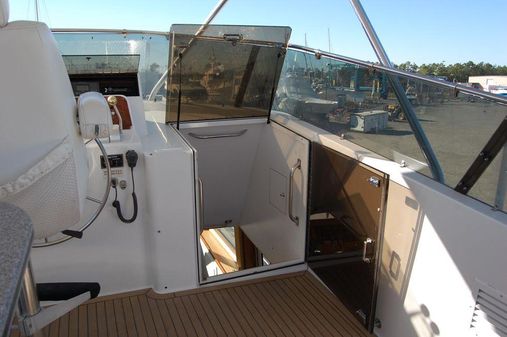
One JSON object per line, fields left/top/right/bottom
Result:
{"left": 470, "top": 287, "right": 507, "bottom": 336}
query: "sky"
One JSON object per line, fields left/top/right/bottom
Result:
{"left": 9, "top": 0, "right": 507, "bottom": 65}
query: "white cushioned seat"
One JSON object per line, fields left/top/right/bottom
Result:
{"left": 0, "top": 4, "right": 88, "bottom": 239}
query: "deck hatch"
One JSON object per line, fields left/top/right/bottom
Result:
{"left": 470, "top": 287, "right": 507, "bottom": 336}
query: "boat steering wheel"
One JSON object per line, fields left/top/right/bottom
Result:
{"left": 33, "top": 138, "right": 112, "bottom": 248}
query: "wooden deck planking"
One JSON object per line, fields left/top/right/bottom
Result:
{"left": 10, "top": 272, "right": 372, "bottom": 337}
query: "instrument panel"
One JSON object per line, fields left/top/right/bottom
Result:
{"left": 69, "top": 73, "right": 140, "bottom": 97}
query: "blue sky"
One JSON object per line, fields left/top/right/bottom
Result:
{"left": 9, "top": 0, "right": 507, "bottom": 65}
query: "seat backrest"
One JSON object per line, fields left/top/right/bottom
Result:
{"left": 0, "top": 0, "right": 88, "bottom": 240}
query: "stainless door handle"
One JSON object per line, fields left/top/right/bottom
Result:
{"left": 362, "top": 238, "right": 374, "bottom": 263}
{"left": 288, "top": 158, "right": 302, "bottom": 225}
{"left": 198, "top": 178, "right": 204, "bottom": 230}
{"left": 188, "top": 129, "right": 247, "bottom": 139}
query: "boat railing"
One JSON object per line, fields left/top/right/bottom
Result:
{"left": 288, "top": 44, "right": 507, "bottom": 107}
{"left": 52, "top": 28, "right": 170, "bottom": 36}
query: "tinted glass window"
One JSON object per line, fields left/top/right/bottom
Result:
{"left": 166, "top": 37, "right": 284, "bottom": 122}
{"left": 275, "top": 49, "right": 507, "bottom": 211}
{"left": 165, "top": 25, "right": 291, "bottom": 123}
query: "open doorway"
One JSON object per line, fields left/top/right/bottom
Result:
{"left": 200, "top": 226, "right": 271, "bottom": 278}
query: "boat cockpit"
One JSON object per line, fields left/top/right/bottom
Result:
{"left": 2, "top": 0, "right": 507, "bottom": 336}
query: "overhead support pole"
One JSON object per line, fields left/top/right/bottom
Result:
{"left": 349, "top": 0, "right": 445, "bottom": 183}
{"left": 35, "top": 0, "right": 40, "bottom": 22}
{"left": 195, "top": 0, "right": 229, "bottom": 37}
{"left": 148, "top": 0, "right": 229, "bottom": 101}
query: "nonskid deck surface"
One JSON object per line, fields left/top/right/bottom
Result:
{"left": 11, "top": 272, "right": 372, "bottom": 337}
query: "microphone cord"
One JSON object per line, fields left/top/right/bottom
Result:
{"left": 112, "top": 166, "right": 138, "bottom": 223}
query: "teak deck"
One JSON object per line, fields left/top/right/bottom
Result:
{"left": 11, "top": 272, "right": 372, "bottom": 337}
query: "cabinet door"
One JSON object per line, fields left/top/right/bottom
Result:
{"left": 240, "top": 122, "right": 310, "bottom": 265}
{"left": 308, "top": 142, "right": 388, "bottom": 331}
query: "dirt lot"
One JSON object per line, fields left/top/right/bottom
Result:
{"left": 313, "top": 99, "right": 506, "bottom": 207}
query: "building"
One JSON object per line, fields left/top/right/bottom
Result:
{"left": 468, "top": 75, "right": 507, "bottom": 92}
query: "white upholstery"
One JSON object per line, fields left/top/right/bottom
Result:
{"left": 78, "top": 92, "right": 113, "bottom": 139}
{"left": 0, "top": 18, "right": 88, "bottom": 239}
{"left": 0, "top": 0, "right": 7, "bottom": 28}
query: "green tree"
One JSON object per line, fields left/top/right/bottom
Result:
{"left": 396, "top": 61, "right": 507, "bottom": 83}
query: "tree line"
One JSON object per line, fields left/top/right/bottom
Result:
{"left": 396, "top": 61, "right": 507, "bottom": 83}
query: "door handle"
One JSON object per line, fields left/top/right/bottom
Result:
{"left": 288, "top": 158, "right": 301, "bottom": 225}
{"left": 362, "top": 238, "right": 374, "bottom": 263}
{"left": 188, "top": 129, "right": 247, "bottom": 139}
{"left": 198, "top": 178, "right": 204, "bottom": 230}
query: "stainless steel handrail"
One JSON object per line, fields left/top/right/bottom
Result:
{"left": 198, "top": 178, "right": 204, "bottom": 230}
{"left": 287, "top": 44, "right": 507, "bottom": 106}
{"left": 288, "top": 159, "right": 301, "bottom": 225}
{"left": 33, "top": 138, "right": 112, "bottom": 248}
{"left": 52, "top": 28, "right": 170, "bottom": 36}
{"left": 188, "top": 129, "right": 247, "bottom": 140}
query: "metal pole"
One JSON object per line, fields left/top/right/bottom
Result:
{"left": 349, "top": 0, "right": 390, "bottom": 66}
{"left": 349, "top": 0, "right": 445, "bottom": 183}
{"left": 327, "top": 28, "right": 331, "bottom": 52}
{"left": 148, "top": 0, "right": 229, "bottom": 101}
{"left": 35, "top": 0, "right": 39, "bottom": 22}
{"left": 18, "top": 261, "right": 45, "bottom": 337}
{"left": 495, "top": 145, "right": 507, "bottom": 210}
{"left": 194, "top": 0, "right": 229, "bottom": 37}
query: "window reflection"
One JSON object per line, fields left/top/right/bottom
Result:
{"left": 275, "top": 49, "right": 507, "bottom": 210}
{"left": 166, "top": 36, "right": 284, "bottom": 123}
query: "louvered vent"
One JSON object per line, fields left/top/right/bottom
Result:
{"left": 470, "top": 288, "right": 507, "bottom": 336}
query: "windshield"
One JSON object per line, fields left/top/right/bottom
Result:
{"left": 53, "top": 31, "right": 169, "bottom": 120}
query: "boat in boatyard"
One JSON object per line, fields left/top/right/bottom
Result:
{"left": 1, "top": 0, "right": 507, "bottom": 336}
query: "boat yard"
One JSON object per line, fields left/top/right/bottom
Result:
{"left": 1, "top": 0, "right": 507, "bottom": 336}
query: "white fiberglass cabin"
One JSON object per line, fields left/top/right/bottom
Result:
{"left": 1, "top": 1, "right": 507, "bottom": 336}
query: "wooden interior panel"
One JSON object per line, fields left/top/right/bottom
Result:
{"left": 235, "top": 227, "right": 258, "bottom": 270}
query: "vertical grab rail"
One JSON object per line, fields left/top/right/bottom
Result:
{"left": 288, "top": 159, "right": 301, "bottom": 225}
{"left": 198, "top": 178, "right": 204, "bottom": 230}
